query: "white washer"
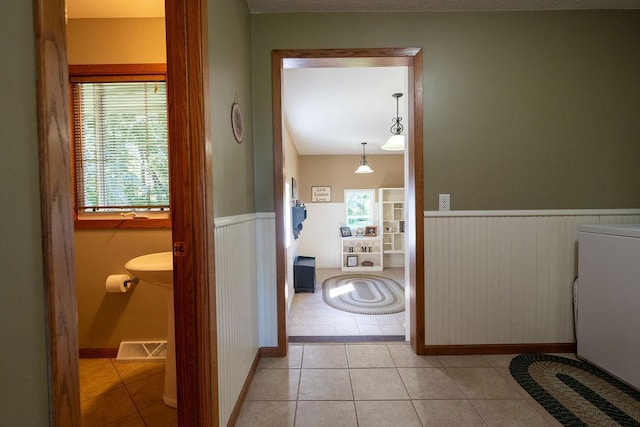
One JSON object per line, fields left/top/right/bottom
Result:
{"left": 578, "top": 224, "right": 640, "bottom": 389}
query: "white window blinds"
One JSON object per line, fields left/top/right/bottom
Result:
{"left": 72, "top": 81, "right": 169, "bottom": 212}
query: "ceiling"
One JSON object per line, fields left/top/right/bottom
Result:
{"left": 65, "top": 0, "right": 640, "bottom": 18}
{"left": 247, "top": 0, "right": 640, "bottom": 13}
{"left": 284, "top": 67, "right": 408, "bottom": 155}
{"left": 67, "top": 0, "right": 639, "bottom": 154}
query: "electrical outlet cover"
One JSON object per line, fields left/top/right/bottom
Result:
{"left": 439, "top": 194, "right": 450, "bottom": 211}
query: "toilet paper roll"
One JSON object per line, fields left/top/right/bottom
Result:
{"left": 105, "top": 274, "right": 131, "bottom": 293}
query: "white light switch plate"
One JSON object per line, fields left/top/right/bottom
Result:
{"left": 439, "top": 194, "right": 450, "bottom": 211}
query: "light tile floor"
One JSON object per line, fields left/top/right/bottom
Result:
{"left": 79, "top": 358, "right": 177, "bottom": 426}
{"left": 289, "top": 268, "right": 407, "bottom": 337}
{"left": 238, "top": 343, "right": 569, "bottom": 426}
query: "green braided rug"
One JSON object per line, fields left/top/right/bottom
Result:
{"left": 510, "top": 354, "right": 640, "bottom": 426}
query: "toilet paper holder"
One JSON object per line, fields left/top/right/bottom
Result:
{"left": 123, "top": 276, "right": 139, "bottom": 289}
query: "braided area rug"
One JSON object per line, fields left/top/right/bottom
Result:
{"left": 510, "top": 353, "right": 640, "bottom": 426}
{"left": 322, "top": 274, "right": 404, "bottom": 315}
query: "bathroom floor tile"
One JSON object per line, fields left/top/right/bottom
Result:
{"left": 105, "top": 411, "right": 146, "bottom": 427}
{"left": 138, "top": 400, "right": 177, "bottom": 426}
{"left": 355, "top": 400, "right": 421, "bottom": 426}
{"left": 125, "top": 371, "right": 165, "bottom": 410}
{"left": 79, "top": 358, "right": 123, "bottom": 401}
{"left": 113, "top": 360, "right": 165, "bottom": 385}
{"left": 81, "top": 385, "right": 139, "bottom": 426}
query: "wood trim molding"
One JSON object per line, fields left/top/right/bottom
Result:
{"left": 271, "top": 48, "right": 425, "bottom": 357}
{"left": 422, "top": 343, "right": 576, "bottom": 355}
{"left": 271, "top": 52, "right": 289, "bottom": 358}
{"left": 79, "top": 348, "right": 119, "bottom": 359}
{"left": 408, "top": 50, "right": 426, "bottom": 355}
{"left": 165, "top": 0, "right": 216, "bottom": 424}
{"left": 226, "top": 350, "right": 262, "bottom": 426}
{"left": 74, "top": 219, "right": 171, "bottom": 229}
{"left": 33, "top": 0, "right": 81, "bottom": 425}
{"left": 68, "top": 63, "right": 167, "bottom": 77}
{"left": 425, "top": 208, "right": 640, "bottom": 217}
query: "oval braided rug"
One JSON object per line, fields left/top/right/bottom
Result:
{"left": 510, "top": 353, "right": 640, "bottom": 426}
{"left": 322, "top": 274, "right": 405, "bottom": 315}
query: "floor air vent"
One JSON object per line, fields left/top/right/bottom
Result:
{"left": 116, "top": 341, "right": 167, "bottom": 362}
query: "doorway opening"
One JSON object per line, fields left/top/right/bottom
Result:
{"left": 35, "top": 0, "right": 215, "bottom": 424}
{"left": 271, "top": 48, "right": 425, "bottom": 355}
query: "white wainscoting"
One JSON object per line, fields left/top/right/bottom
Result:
{"left": 297, "top": 203, "right": 344, "bottom": 268}
{"left": 297, "top": 203, "right": 380, "bottom": 268}
{"left": 424, "top": 210, "right": 640, "bottom": 346}
{"left": 214, "top": 213, "right": 276, "bottom": 425}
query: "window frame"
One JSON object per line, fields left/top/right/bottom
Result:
{"left": 344, "top": 188, "right": 376, "bottom": 231}
{"left": 69, "top": 64, "right": 171, "bottom": 229}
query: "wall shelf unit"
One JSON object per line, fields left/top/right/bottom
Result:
{"left": 340, "top": 237, "right": 383, "bottom": 271}
{"left": 379, "top": 188, "right": 405, "bottom": 255}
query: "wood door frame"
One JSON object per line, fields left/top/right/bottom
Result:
{"left": 271, "top": 48, "right": 425, "bottom": 355}
{"left": 34, "top": 0, "right": 216, "bottom": 424}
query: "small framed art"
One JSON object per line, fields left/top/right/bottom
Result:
{"left": 346, "top": 255, "right": 358, "bottom": 267}
{"left": 340, "top": 226, "right": 352, "bottom": 237}
{"left": 365, "top": 226, "right": 378, "bottom": 237}
{"left": 311, "top": 186, "right": 331, "bottom": 202}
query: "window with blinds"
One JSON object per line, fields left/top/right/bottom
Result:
{"left": 71, "top": 78, "right": 169, "bottom": 213}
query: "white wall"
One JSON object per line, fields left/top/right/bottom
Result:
{"left": 424, "top": 210, "right": 640, "bottom": 346}
{"left": 297, "top": 202, "right": 380, "bottom": 268}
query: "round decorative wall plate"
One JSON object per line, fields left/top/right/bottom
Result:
{"left": 231, "top": 102, "right": 244, "bottom": 143}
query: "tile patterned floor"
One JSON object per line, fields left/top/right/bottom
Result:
{"left": 289, "top": 268, "right": 407, "bottom": 337}
{"left": 79, "top": 358, "right": 177, "bottom": 426}
{"left": 238, "top": 343, "right": 569, "bottom": 426}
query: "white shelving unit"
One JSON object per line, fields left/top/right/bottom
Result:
{"left": 340, "top": 237, "right": 383, "bottom": 271}
{"left": 379, "top": 188, "right": 405, "bottom": 255}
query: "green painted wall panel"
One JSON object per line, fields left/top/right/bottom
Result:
{"left": 0, "top": 1, "right": 50, "bottom": 424}
{"left": 252, "top": 11, "right": 640, "bottom": 211}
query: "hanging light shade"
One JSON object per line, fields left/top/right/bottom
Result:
{"left": 355, "top": 142, "right": 374, "bottom": 174}
{"left": 381, "top": 92, "right": 405, "bottom": 151}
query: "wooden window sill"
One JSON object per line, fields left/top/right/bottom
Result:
{"left": 74, "top": 218, "right": 171, "bottom": 229}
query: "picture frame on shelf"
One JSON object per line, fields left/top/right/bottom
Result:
{"left": 346, "top": 255, "right": 358, "bottom": 267}
{"left": 365, "top": 225, "right": 378, "bottom": 237}
{"left": 340, "top": 226, "right": 352, "bottom": 237}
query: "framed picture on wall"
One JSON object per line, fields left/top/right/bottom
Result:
{"left": 311, "top": 186, "right": 331, "bottom": 202}
{"left": 291, "top": 177, "right": 297, "bottom": 199}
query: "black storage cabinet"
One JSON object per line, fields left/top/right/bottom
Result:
{"left": 294, "top": 256, "right": 316, "bottom": 293}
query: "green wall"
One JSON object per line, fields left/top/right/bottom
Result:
{"left": 0, "top": 1, "right": 50, "bottom": 424}
{"left": 252, "top": 11, "right": 640, "bottom": 211}
{"left": 209, "top": 0, "right": 255, "bottom": 217}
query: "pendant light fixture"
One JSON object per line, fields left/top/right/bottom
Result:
{"left": 355, "top": 142, "right": 374, "bottom": 174}
{"left": 380, "top": 92, "right": 405, "bottom": 151}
